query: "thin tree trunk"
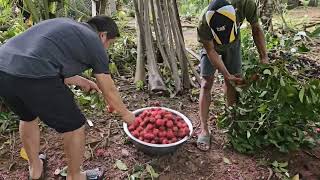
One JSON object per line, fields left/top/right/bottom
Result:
{"left": 143, "top": 0, "right": 166, "bottom": 92}
{"left": 92, "top": 0, "right": 97, "bottom": 16}
{"left": 99, "top": 0, "right": 107, "bottom": 14}
{"left": 259, "top": 0, "right": 273, "bottom": 31}
{"left": 133, "top": 0, "right": 146, "bottom": 83}
{"left": 173, "top": 0, "right": 183, "bottom": 40}
{"left": 167, "top": 0, "right": 191, "bottom": 89}
{"left": 152, "top": 0, "right": 181, "bottom": 93}
{"left": 42, "top": 0, "right": 50, "bottom": 20}
{"left": 308, "top": 0, "right": 318, "bottom": 6}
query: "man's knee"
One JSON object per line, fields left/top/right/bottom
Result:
{"left": 201, "top": 76, "right": 214, "bottom": 91}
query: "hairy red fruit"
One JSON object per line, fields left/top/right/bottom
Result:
{"left": 156, "top": 119, "right": 165, "bottom": 126}
{"left": 166, "top": 120, "right": 174, "bottom": 128}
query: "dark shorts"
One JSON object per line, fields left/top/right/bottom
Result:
{"left": 200, "top": 39, "right": 242, "bottom": 77}
{"left": 0, "top": 71, "right": 86, "bottom": 133}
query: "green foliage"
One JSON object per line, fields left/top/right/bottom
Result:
{"left": 0, "top": 110, "right": 18, "bottom": 134}
{"left": 272, "top": 161, "right": 290, "bottom": 179}
{"left": 108, "top": 21, "right": 137, "bottom": 75}
{"left": 73, "top": 88, "right": 106, "bottom": 112}
{"left": 218, "top": 62, "right": 320, "bottom": 153}
{"left": 135, "top": 80, "right": 144, "bottom": 91}
{"left": 0, "top": 0, "right": 27, "bottom": 44}
{"left": 128, "top": 164, "right": 159, "bottom": 180}
{"left": 179, "top": 0, "right": 209, "bottom": 17}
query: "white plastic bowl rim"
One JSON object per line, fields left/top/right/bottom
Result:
{"left": 123, "top": 107, "right": 193, "bottom": 148}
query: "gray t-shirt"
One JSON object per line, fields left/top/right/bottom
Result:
{"left": 0, "top": 18, "right": 109, "bottom": 78}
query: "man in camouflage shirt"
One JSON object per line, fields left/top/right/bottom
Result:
{"left": 197, "top": 0, "right": 268, "bottom": 151}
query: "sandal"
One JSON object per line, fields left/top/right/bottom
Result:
{"left": 61, "top": 168, "right": 105, "bottom": 180}
{"left": 85, "top": 168, "right": 105, "bottom": 180}
{"left": 197, "top": 134, "right": 211, "bottom": 151}
{"left": 28, "top": 154, "right": 47, "bottom": 180}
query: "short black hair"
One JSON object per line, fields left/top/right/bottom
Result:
{"left": 87, "top": 16, "right": 120, "bottom": 39}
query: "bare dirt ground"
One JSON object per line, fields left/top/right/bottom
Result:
{"left": 0, "top": 7, "right": 320, "bottom": 180}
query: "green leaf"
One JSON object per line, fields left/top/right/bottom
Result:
{"left": 60, "top": 166, "right": 68, "bottom": 177}
{"left": 273, "top": 66, "right": 279, "bottom": 76}
{"left": 247, "top": 131, "right": 251, "bottom": 139}
{"left": 263, "top": 69, "right": 272, "bottom": 75}
{"left": 259, "top": 91, "right": 267, "bottom": 98}
{"left": 272, "top": 161, "right": 279, "bottom": 167}
{"left": 310, "top": 26, "right": 320, "bottom": 37}
{"left": 280, "top": 76, "right": 285, "bottom": 86}
{"left": 310, "top": 89, "right": 318, "bottom": 103}
{"left": 146, "top": 164, "right": 159, "bottom": 179}
{"left": 223, "top": 157, "right": 232, "bottom": 164}
{"left": 279, "top": 162, "right": 288, "bottom": 168}
{"left": 280, "top": 167, "right": 288, "bottom": 173}
{"left": 115, "top": 160, "right": 128, "bottom": 171}
{"left": 258, "top": 103, "right": 268, "bottom": 113}
{"left": 235, "top": 87, "right": 243, "bottom": 93}
{"left": 306, "top": 95, "right": 311, "bottom": 104}
{"left": 297, "top": 43, "right": 310, "bottom": 52}
{"left": 130, "top": 172, "right": 142, "bottom": 180}
{"left": 299, "top": 87, "right": 305, "bottom": 103}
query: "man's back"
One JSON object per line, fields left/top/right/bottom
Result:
{"left": 0, "top": 18, "right": 108, "bottom": 78}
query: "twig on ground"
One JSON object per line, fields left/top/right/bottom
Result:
{"left": 10, "top": 132, "right": 16, "bottom": 161}
{"left": 186, "top": 47, "right": 201, "bottom": 61}
{"left": 88, "top": 144, "right": 94, "bottom": 159}
{"left": 114, "top": 119, "right": 124, "bottom": 136}
{"left": 267, "top": 167, "right": 273, "bottom": 180}
{"left": 303, "top": 150, "right": 320, "bottom": 160}
{"left": 106, "top": 119, "right": 113, "bottom": 146}
{"left": 206, "top": 170, "right": 215, "bottom": 180}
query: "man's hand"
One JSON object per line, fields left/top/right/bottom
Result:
{"left": 64, "top": 75, "right": 101, "bottom": 93}
{"left": 226, "top": 74, "right": 244, "bottom": 85}
{"left": 80, "top": 79, "right": 101, "bottom": 92}
{"left": 95, "top": 74, "right": 134, "bottom": 125}
{"left": 121, "top": 111, "right": 135, "bottom": 125}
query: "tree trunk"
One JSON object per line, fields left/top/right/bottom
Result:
{"left": 173, "top": 0, "right": 183, "bottom": 40}
{"left": 92, "top": 0, "right": 97, "bottom": 16}
{"left": 134, "top": 0, "right": 146, "bottom": 83}
{"left": 143, "top": 0, "right": 167, "bottom": 92}
{"left": 153, "top": 0, "right": 182, "bottom": 93}
{"left": 109, "top": 0, "right": 117, "bottom": 15}
{"left": 308, "top": 0, "right": 318, "bottom": 6}
{"left": 167, "top": 0, "right": 191, "bottom": 89}
{"left": 287, "top": 0, "right": 301, "bottom": 9}
{"left": 133, "top": 0, "right": 199, "bottom": 94}
{"left": 258, "top": 0, "right": 273, "bottom": 31}
{"left": 99, "top": 0, "right": 107, "bottom": 15}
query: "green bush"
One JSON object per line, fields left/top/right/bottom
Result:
{"left": 218, "top": 62, "right": 320, "bottom": 153}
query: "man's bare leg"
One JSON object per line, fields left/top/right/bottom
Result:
{"left": 63, "top": 125, "right": 87, "bottom": 180}
{"left": 19, "top": 118, "right": 43, "bottom": 179}
{"left": 199, "top": 75, "right": 215, "bottom": 137}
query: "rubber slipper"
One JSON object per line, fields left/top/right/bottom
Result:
{"left": 28, "top": 154, "right": 47, "bottom": 180}
{"left": 61, "top": 168, "right": 105, "bottom": 180}
{"left": 197, "top": 134, "right": 211, "bottom": 151}
{"left": 86, "top": 168, "right": 105, "bottom": 180}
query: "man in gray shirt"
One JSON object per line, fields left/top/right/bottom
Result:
{"left": 0, "top": 16, "right": 134, "bottom": 180}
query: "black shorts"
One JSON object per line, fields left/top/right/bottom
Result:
{"left": 0, "top": 71, "right": 86, "bottom": 133}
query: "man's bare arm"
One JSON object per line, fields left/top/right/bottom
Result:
{"left": 251, "top": 22, "right": 268, "bottom": 64}
{"left": 94, "top": 73, "right": 134, "bottom": 124}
